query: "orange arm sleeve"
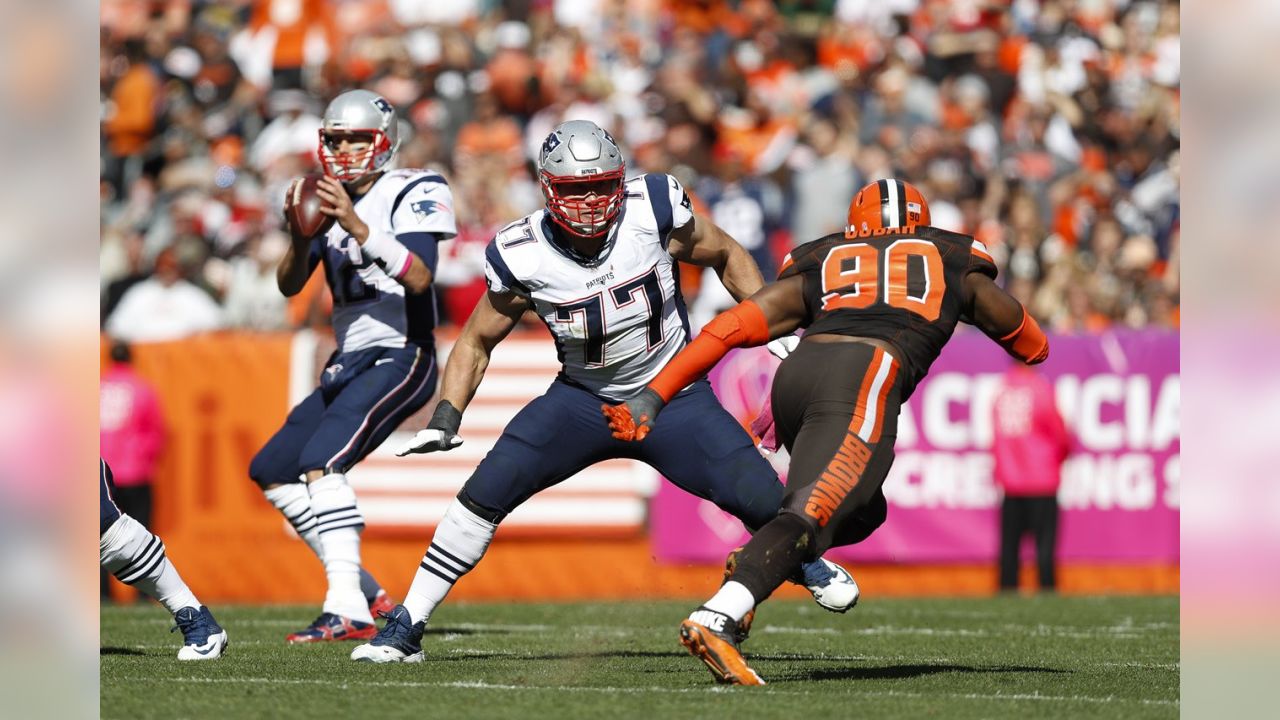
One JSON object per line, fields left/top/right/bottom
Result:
{"left": 999, "top": 307, "right": 1049, "bottom": 365}
{"left": 649, "top": 300, "right": 772, "bottom": 402}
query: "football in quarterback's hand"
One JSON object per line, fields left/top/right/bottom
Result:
{"left": 284, "top": 173, "right": 335, "bottom": 240}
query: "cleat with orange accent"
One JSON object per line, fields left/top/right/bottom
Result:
{"left": 368, "top": 589, "right": 396, "bottom": 617}
{"left": 679, "top": 608, "right": 765, "bottom": 686}
{"left": 285, "top": 613, "right": 377, "bottom": 644}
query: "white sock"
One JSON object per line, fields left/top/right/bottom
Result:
{"left": 100, "top": 514, "right": 200, "bottom": 616}
{"left": 403, "top": 498, "right": 496, "bottom": 624}
{"left": 264, "top": 483, "right": 324, "bottom": 558}
{"left": 308, "top": 473, "right": 371, "bottom": 622}
{"left": 265, "top": 482, "right": 383, "bottom": 605}
{"left": 702, "top": 581, "right": 757, "bottom": 623}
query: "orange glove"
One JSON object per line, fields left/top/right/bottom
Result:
{"left": 999, "top": 308, "right": 1049, "bottom": 365}
{"left": 601, "top": 388, "right": 666, "bottom": 441}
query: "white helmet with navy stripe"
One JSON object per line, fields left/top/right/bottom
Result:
{"left": 318, "top": 90, "right": 401, "bottom": 182}
{"left": 538, "top": 120, "right": 627, "bottom": 243}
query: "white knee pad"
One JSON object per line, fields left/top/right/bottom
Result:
{"left": 308, "top": 473, "right": 365, "bottom": 534}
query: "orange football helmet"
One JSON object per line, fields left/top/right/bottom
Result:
{"left": 846, "top": 179, "right": 931, "bottom": 234}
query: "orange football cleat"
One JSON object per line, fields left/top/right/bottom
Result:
{"left": 680, "top": 609, "right": 765, "bottom": 686}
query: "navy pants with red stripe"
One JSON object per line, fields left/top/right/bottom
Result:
{"left": 250, "top": 344, "right": 437, "bottom": 486}
{"left": 771, "top": 340, "right": 902, "bottom": 554}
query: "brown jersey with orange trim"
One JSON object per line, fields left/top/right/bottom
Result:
{"left": 779, "top": 225, "right": 998, "bottom": 398}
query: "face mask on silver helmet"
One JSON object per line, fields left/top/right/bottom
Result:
{"left": 538, "top": 120, "right": 626, "bottom": 240}
{"left": 317, "top": 90, "right": 400, "bottom": 182}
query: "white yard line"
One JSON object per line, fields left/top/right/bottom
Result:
{"left": 113, "top": 675, "right": 1178, "bottom": 706}
{"left": 757, "top": 624, "right": 1173, "bottom": 640}
{"left": 1098, "top": 661, "right": 1181, "bottom": 671}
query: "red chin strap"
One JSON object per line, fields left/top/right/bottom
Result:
{"left": 542, "top": 171, "right": 625, "bottom": 238}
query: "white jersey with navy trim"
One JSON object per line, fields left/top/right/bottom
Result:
{"left": 484, "top": 173, "right": 695, "bottom": 402}
{"left": 309, "top": 168, "right": 457, "bottom": 353}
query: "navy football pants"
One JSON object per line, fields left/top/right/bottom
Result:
{"left": 100, "top": 459, "right": 122, "bottom": 536}
{"left": 460, "top": 379, "right": 784, "bottom": 530}
{"left": 250, "top": 344, "right": 437, "bottom": 486}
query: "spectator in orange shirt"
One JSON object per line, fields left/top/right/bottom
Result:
{"left": 454, "top": 92, "right": 523, "bottom": 170}
{"left": 248, "top": 0, "right": 340, "bottom": 90}
{"left": 103, "top": 40, "right": 159, "bottom": 193}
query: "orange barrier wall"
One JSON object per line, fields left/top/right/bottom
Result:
{"left": 105, "top": 333, "right": 1177, "bottom": 604}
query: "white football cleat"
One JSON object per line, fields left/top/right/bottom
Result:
{"left": 350, "top": 643, "right": 424, "bottom": 663}
{"left": 802, "top": 558, "right": 860, "bottom": 613}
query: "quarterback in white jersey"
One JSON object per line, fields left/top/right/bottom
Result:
{"left": 249, "top": 90, "right": 453, "bottom": 645}
{"left": 315, "top": 166, "right": 456, "bottom": 352}
{"left": 352, "top": 120, "right": 859, "bottom": 664}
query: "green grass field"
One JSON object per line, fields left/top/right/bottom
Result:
{"left": 101, "top": 595, "right": 1178, "bottom": 719}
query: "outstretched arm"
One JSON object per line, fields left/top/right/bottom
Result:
{"left": 398, "top": 290, "right": 530, "bottom": 455}
{"left": 438, "top": 290, "right": 530, "bottom": 413}
{"left": 603, "top": 276, "right": 807, "bottom": 440}
{"left": 668, "top": 211, "right": 766, "bottom": 302}
{"left": 965, "top": 273, "right": 1049, "bottom": 364}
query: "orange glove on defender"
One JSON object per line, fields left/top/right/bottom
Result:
{"left": 603, "top": 300, "right": 772, "bottom": 441}
{"left": 998, "top": 306, "right": 1049, "bottom": 365}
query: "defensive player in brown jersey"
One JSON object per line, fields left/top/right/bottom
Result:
{"left": 602, "top": 179, "right": 1049, "bottom": 685}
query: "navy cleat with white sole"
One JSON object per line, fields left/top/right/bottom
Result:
{"left": 172, "top": 606, "right": 228, "bottom": 660}
{"left": 796, "top": 558, "right": 860, "bottom": 613}
{"left": 350, "top": 604, "right": 425, "bottom": 663}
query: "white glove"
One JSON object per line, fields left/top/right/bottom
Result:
{"left": 766, "top": 335, "right": 800, "bottom": 360}
{"left": 396, "top": 428, "right": 464, "bottom": 456}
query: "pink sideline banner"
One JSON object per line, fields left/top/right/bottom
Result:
{"left": 652, "top": 330, "right": 1180, "bottom": 563}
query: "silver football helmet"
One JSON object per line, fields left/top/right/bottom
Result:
{"left": 317, "top": 90, "right": 400, "bottom": 182}
{"left": 538, "top": 120, "right": 626, "bottom": 239}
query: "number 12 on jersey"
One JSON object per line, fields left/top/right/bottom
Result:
{"left": 820, "top": 240, "right": 944, "bottom": 321}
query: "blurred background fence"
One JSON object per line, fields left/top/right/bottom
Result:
{"left": 101, "top": 326, "right": 1177, "bottom": 604}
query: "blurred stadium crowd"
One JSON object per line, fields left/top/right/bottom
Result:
{"left": 99, "top": 0, "right": 1179, "bottom": 342}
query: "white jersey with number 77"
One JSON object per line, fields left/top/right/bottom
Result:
{"left": 483, "top": 173, "right": 696, "bottom": 402}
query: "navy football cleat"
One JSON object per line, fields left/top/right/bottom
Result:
{"left": 286, "top": 612, "right": 377, "bottom": 644}
{"left": 172, "top": 606, "right": 228, "bottom": 660}
{"left": 350, "top": 605, "right": 425, "bottom": 663}
{"left": 796, "top": 558, "right": 861, "bottom": 613}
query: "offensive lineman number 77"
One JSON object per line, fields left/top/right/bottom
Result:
{"left": 820, "top": 240, "right": 945, "bottom": 322}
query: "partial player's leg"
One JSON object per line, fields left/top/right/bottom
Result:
{"left": 100, "top": 460, "right": 228, "bottom": 660}
{"left": 642, "top": 381, "right": 860, "bottom": 616}
{"left": 249, "top": 385, "right": 394, "bottom": 636}
{"left": 353, "top": 381, "right": 619, "bottom": 663}
{"left": 683, "top": 343, "right": 900, "bottom": 684}
{"left": 289, "top": 345, "right": 437, "bottom": 642}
